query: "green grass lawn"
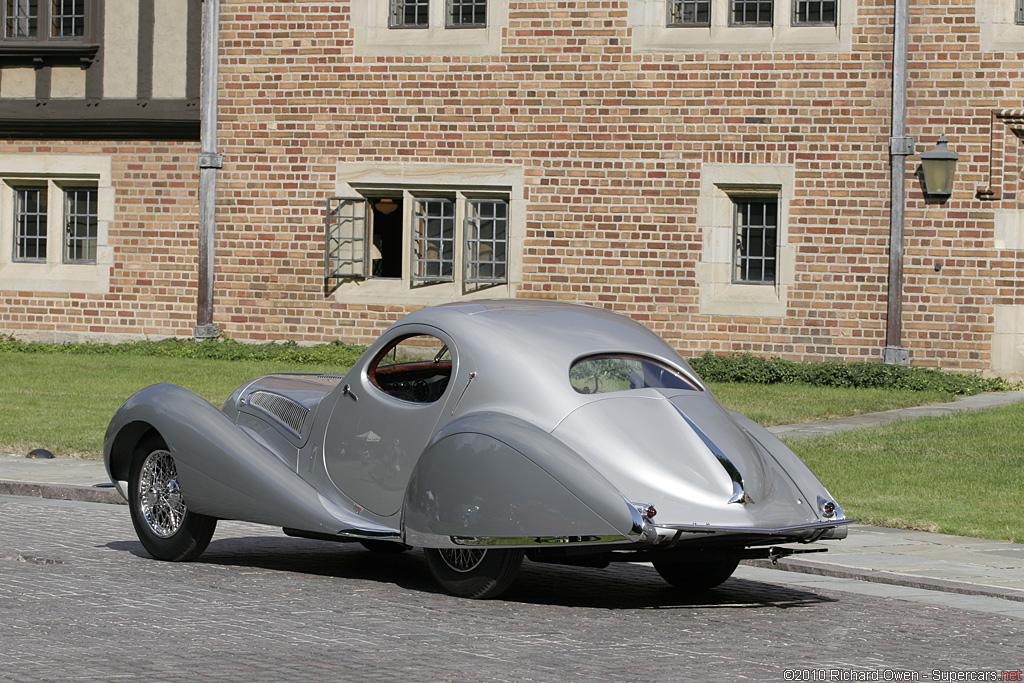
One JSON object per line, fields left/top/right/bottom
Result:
{"left": 0, "top": 353, "right": 345, "bottom": 457}
{"left": 0, "top": 351, "right": 962, "bottom": 458}
{"left": 706, "top": 382, "right": 955, "bottom": 426}
{"left": 789, "top": 403, "right": 1024, "bottom": 543}
{"left": 2, "top": 350, "right": 1018, "bottom": 542}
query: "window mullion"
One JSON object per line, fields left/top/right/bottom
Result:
{"left": 47, "top": 180, "right": 61, "bottom": 263}
{"left": 454, "top": 191, "right": 466, "bottom": 286}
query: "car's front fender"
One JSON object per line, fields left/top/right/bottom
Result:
{"left": 104, "top": 383, "right": 397, "bottom": 539}
{"left": 403, "top": 412, "right": 650, "bottom": 549}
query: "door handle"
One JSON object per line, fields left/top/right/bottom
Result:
{"left": 343, "top": 384, "right": 358, "bottom": 402}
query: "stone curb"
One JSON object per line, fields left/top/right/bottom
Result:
{"left": 745, "top": 557, "right": 1024, "bottom": 603}
{"left": 0, "top": 480, "right": 125, "bottom": 505}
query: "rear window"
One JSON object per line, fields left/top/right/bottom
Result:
{"left": 569, "top": 355, "right": 700, "bottom": 395}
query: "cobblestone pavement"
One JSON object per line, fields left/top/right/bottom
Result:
{"left": 1, "top": 496, "right": 1021, "bottom": 682}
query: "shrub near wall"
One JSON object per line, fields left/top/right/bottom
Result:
{"left": 688, "top": 354, "right": 1014, "bottom": 395}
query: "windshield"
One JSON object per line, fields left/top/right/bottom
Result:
{"left": 569, "top": 354, "right": 700, "bottom": 395}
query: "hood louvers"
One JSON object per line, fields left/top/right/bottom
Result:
{"left": 247, "top": 391, "right": 309, "bottom": 435}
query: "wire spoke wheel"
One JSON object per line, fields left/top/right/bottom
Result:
{"left": 128, "top": 439, "right": 216, "bottom": 562}
{"left": 138, "top": 450, "right": 187, "bottom": 538}
{"left": 425, "top": 547, "right": 523, "bottom": 599}
{"left": 437, "top": 548, "right": 487, "bottom": 573}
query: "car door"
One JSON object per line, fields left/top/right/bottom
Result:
{"left": 323, "top": 326, "right": 456, "bottom": 517}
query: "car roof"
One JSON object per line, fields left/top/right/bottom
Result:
{"left": 389, "top": 300, "right": 705, "bottom": 430}
{"left": 398, "top": 299, "right": 693, "bottom": 375}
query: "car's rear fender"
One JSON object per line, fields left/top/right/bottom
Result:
{"left": 104, "top": 383, "right": 397, "bottom": 539}
{"left": 403, "top": 412, "right": 652, "bottom": 549}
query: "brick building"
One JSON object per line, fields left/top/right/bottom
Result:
{"left": 0, "top": 0, "right": 201, "bottom": 336}
{"left": 3, "top": 0, "right": 1024, "bottom": 379}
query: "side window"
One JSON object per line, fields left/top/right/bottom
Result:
{"left": 570, "top": 355, "right": 700, "bottom": 395}
{"left": 368, "top": 334, "right": 452, "bottom": 403}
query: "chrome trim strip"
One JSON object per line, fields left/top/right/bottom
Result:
{"left": 402, "top": 527, "right": 634, "bottom": 549}
{"left": 657, "top": 519, "right": 855, "bottom": 535}
{"left": 450, "top": 534, "right": 632, "bottom": 547}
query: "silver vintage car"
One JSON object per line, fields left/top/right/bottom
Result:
{"left": 104, "top": 300, "right": 849, "bottom": 599}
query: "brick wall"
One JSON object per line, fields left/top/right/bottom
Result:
{"left": 0, "top": 140, "right": 200, "bottom": 341}
{"left": 4, "top": 0, "right": 1024, "bottom": 376}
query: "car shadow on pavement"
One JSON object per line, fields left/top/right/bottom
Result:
{"left": 106, "top": 534, "right": 837, "bottom": 610}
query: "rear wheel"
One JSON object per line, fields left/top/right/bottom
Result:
{"left": 424, "top": 547, "right": 523, "bottom": 599}
{"left": 653, "top": 554, "right": 740, "bottom": 591}
{"left": 128, "top": 441, "right": 216, "bottom": 562}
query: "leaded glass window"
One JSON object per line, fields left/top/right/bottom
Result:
{"left": 4, "top": 0, "right": 37, "bottom": 37}
{"left": 464, "top": 199, "right": 507, "bottom": 284}
{"left": 793, "top": 0, "right": 835, "bottom": 26}
{"left": 447, "top": 0, "right": 486, "bottom": 27}
{"left": 63, "top": 187, "right": 97, "bottom": 263}
{"left": 731, "top": 0, "right": 773, "bottom": 26}
{"left": 50, "top": 0, "right": 84, "bottom": 37}
{"left": 733, "top": 198, "right": 777, "bottom": 284}
{"left": 325, "top": 198, "right": 369, "bottom": 281}
{"left": 390, "top": 0, "right": 428, "bottom": 28}
{"left": 14, "top": 186, "right": 47, "bottom": 261}
{"left": 412, "top": 198, "right": 455, "bottom": 282}
{"left": 668, "top": 0, "right": 711, "bottom": 27}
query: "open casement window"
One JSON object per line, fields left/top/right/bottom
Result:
{"left": 324, "top": 188, "right": 511, "bottom": 293}
{"left": 325, "top": 197, "right": 369, "bottom": 284}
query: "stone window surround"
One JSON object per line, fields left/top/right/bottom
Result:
{"left": 630, "top": 0, "right": 855, "bottom": 53}
{"left": 329, "top": 161, "right": 524, "bottom": 305}
{"left": 0, "top": 154, "right": 113, "bottom": 295}
{"left": 696, "top": 162, "right": 795, "bottom": 318}
{"left": 350, "top": 0, "right": 507, "bottom": 57}
{"left": 977, "top": 0, "right": 1024, "bottom": 52}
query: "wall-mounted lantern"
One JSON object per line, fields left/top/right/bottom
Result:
{"left": 919, "top": 135, "right": 959, "bottom": 197}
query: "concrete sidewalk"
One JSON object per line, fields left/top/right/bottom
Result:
{"left": 2, "top": 389, "right": 1023, "bottom": 603}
